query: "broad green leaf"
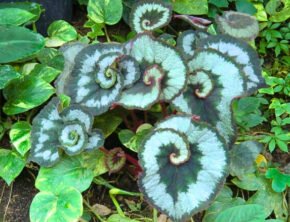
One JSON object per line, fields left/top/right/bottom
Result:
{"left": 0, "top": 25, "right": 45, "bottom": 63}
{"left": 266, "top": 0, "right": 290, "bottom": 22}
{"left": 9, "top": 121, "right": 31, "bottom": 156}
{"left": 0, "top": 65, "right": 21, "bottom": 89}
{"left": 107, "top": 214, "right": 138, "bottom": 222}
{"left": 30, "top": 187, "right": 83, "bottom": 222}
{"left": 37, "top": 48, "right": 65, "bottom": 71}
{"left": 265, "top": 168, "right": 290, "bottom": 192}
{"left": 83, "top": 150, "right": 108, "bottom": 177}
{"left": 235, "top": 0, "right": 257, "bottom": 15}
{"left": 203, "top": 186, "right": 245, "bottom": 222}
{"left": 0, "top": 149, "right": 25, "bottom": 185}
{"left": 215, "top": 204, "right": 266, "bottom": 222}
{"left": 173, "top": 0, "right": 208, "bottom": 15}
{"left": 46, "top": 20, "right": 78, "bottom": 47}
{"left": 232, "top": 174, "right": 265, "bottom": 191}
{"left": 87, "top": 0, "right": 123, "bottom": 25}
{"left": 254, "top": 3, "right": 268, "bottom": 21}
{"left": 209, "top": 0, "right": 229, "bottom": 8}
{"left": 36, "top": 154, "right": 94, "bottom": 193}
{"left": 94, "top": 110, "right": 123, "bottom": 138}
{"left": 139, "top": 115, "right": 228, "bottom": 222}
{"left": 0, "top": 2, "right": 42, "bottom": 26}
{"left": 29, "top": 64, "right": 61, "bottom": 83}
{"left": 3, "top": 75, "right": 54, "bottom": 115}
{"left": 229, "top": 141, "right": 263, "bottom": 178}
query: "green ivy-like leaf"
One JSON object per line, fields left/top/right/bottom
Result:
{"left": 36, "top": 154, "right": 94, "bottom": 193}
{"left": 265, "top": 0, "right": 290, "bottom": 22}
{"left": 0, "top": 2, "right": 42, "bottom": 26}
{"left": 0, "top": 65, "right": 21, "bottom": 89}
{"left": 173, "top": 0, "right": 208, "bottom": 15}
{"left": 265, "top": 168, "right": 290, "bottom": 192}
{"left": 29, "top": 64, "right": 61, "bottom": 83}
{"left": 0, "top": 25, "right": 45, "bottom": 63}
{"left": 139, "top": 115, "right": 228, "bottom": 222}
{"left": 88, "top": 0, "right": 123, "bottom": 25}
{"left": 0, "top": 149, "right": 25, "bottom": 185}
{"left": 46, "top": 20, "right": 78, "bottom": 47}
{"left": 129, "top": 0, "right": 172, "bottom": 33}
{"left": 30, "top": 187, "right": 83, "bottom": 222}
{"left": 3, "top": 75, "right": 54, "bottom": 115}
{"left": 9, "top": 121, "right": 31, "bottom": 156}
{"left": 215, "top": 11, "right": 259, "bottom": 41}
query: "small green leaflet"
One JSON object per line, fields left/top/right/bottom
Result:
{"left": 265, "top": 168, "right": 290, "bottom": 193}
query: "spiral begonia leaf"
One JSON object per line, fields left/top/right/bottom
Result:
{"left": 215, "top": 11, "right": 259, "bottom": 41}
{"left": 197, "top": 35, "right": 264, "bottom": 93}
{"left": 138, "top": 115, "right": 228, "bottom": 222}
{"left": 59, "top": 43, "right": 124, "bottom": 116}
{"left": 118, "top": 34, "right": 187, "bottom": 109}
{"left": 172, "top": 49, "right": 247, "bottom": 145}
{"left": 30, "top": 97, "right": 104, "bottom": 167}
{"left": 129, "top": 0, "right": 172, "bottom": 33}
{"left": 176, "top": 30, "right": 209, "bottom": 60}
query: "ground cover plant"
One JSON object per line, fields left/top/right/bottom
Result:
{"left": 0, "top": 0, "right": 289, "bottom": 222}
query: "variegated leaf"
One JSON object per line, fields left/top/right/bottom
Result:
{"left": 176, "top": 30, "right": 209, "bottom": 60}
{"left": 130, "top": 0, "right": 172, "bottom": 33}
{"left": 30, "top": 97, "right": 104, "bottom": 167}
{"left": 215, "top": 11, "right": 259, "bottom": 41}
{"left": 60, "top": 43, "right": 124, "bottom": 116}
{"left": 138, "top": 115, "right": 228, "bottom": 222}
{"left": 172, "top": 49, "right": 247, "bottom": 145}
{"left": 197, "top": 35, "right": 264, "bottom": 93}
{"left": 118, "top": 34, "right": 187, "bottom": 109}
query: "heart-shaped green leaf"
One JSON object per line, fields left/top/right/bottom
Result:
{"left": 9, "top": 121, "right": 31, "bottom": 156}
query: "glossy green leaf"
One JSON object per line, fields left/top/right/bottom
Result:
{"left": 9, "top": 121, "right": 31, "bottom": 156}
{"left": 173, "top": 0, "right": 208, "bottom": 15}
{"left": 0, "top": 65, "right": 21, "bottom": 89}
{"left": 229, "top": 141, "right": 263, "bottom": 178}
{"left": 37, "top": 48, "right": 65, "bottom": 71}
{"left": 29, "top": 64, "right": 61, "bottom": 83}
{"left": 83, "top": 150, "right": 108, "bottom": 177}
{"left": 0, "top": 149, "right": 25, "bottom": 185}
{"left": 30, "top": 187, "right": 83, "bottom": 222}
{"left": 87, "top": 0, "right": 123, "bottom": 25}
{"left": 215, "top": 204, "right": 266, "bottom": 222}
{"left": 266, "top": 0, "right": 290, "bottom": 22}
{"left": 265, "top": 168, "right": 290, "bottom": 192}
{"left": 0, "top": 2, "right": 42, "bottom": 26}
{"left": 94, "top": 110, "right": 123, "bottom": 138}
{"left": 203, "top": 186, "right": 245, "bottom": 222}
{"left": 107, "top": 214, "right": 138, "bottom": 222}
{"left": 0, "top": 25, "right": 45, "bottom": 63}
{"left": 46, "top": 20, "right": 78, "bottom": 47}
{"left": 3, "top": 75, "right": 54, "bottom": 115}
{"left": 235, "top": 0, "right": 257, "bottom": 15}
{"left": 36, "top": 154, "right": 94, "bottom": 193}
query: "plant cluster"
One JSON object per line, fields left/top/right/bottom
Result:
{"left": 0, "top": 0, "right": 289, "bottom": 222}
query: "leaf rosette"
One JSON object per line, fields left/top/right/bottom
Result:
{"left": 117, "top": 33, "right": 188, "bottom": 110}
{"left": 138, "top": 115, "right": 229, "bottom": 222}
{"left": 30, "top": 97, "right": 104, "bottom": 167}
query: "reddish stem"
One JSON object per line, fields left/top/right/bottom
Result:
{"left": 160, "top": 102, "right": 168, "bottom": 117}
{"left": 125, "top": 153, "right": 142, "bottom": 173}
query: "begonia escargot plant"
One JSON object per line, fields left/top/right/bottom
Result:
{"left": 30, "top": 97, "right": 104, "bottom": 167}
{"left": 28, "top": 0, "right": 265, "bottom": 221}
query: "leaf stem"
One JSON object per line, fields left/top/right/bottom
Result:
{"left": 153, "top": 208, "right": 158, "bottom": 222}
{"left": 103, "top": 25, "right": 111, "bottom": 42}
